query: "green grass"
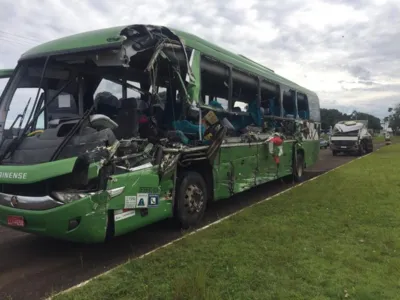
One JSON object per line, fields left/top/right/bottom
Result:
{"left": 54, "top": 144, "right": 400, "bottom": 300}
{"left": 373, "top": 135, "right": 400, "bottom": 144}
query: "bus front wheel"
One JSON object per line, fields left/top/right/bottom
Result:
{"left": 175, "top": 171, "right": 208, "bottom": 229}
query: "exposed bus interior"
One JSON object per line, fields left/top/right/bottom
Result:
{"left": 0, "top": 24, "right": 317, "bottom": 197}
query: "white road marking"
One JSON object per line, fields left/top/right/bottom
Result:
{"left": 47, "top": 149, "right": 380, "bottom": 299}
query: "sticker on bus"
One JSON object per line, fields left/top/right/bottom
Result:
{"left": 124, "top": 196, "right": 137, "bottom": 209}
{"left": 136, "top": 193, "right": 148, "bottom": 208}
{"left": 148, "top": 194, "right": 159, "bottom": 207}
{"left": 114, "top": 209, "right": 135, "bottom": 221}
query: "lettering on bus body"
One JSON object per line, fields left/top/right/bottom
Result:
{"left": 0, "top": 172, "right": 27, "bottom": 180}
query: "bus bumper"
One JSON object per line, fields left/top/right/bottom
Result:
{"left": 0, "top": 193, "right": 109, "bottom": 243}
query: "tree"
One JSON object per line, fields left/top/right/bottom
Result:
{"left": 387, "top": 104, "right": 400, "bottom": 135}
{"left": 320, "top": 108, "right": 382, "bottom": 132}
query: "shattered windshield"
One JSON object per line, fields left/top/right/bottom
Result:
{"left": 0, "top": 47, "right": 183, "bottom": 166}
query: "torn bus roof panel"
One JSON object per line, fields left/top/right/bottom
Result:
{"left": 18, "top": 24, "right": 316, "bottom": 98}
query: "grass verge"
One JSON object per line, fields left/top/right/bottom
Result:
{"left": 373, "top": 135, "right": 400, "bottom": 144}
{"left": 54, "top": 144, "right": 400, "bottom": 300}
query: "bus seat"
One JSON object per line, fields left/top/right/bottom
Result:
{"left": 232, "top": 107, "right": 241, "bottom": 112}
{"left": 114, "top": 97, "right": 139, "bottom": 139}
{"left": 298, "top": 110, "right": 308, "bottom": 119}
{"left": 268, "top": 98, "right": 277, "bottom": 116}
{"left": 94, "top": 92, "right": 119, "bottom": 120}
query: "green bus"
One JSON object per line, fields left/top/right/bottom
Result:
{"left": 0, "top": 24, "right": 321, "bottom": 243}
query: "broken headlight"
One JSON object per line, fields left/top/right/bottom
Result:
{"left": 51, "top": 192, "right": 88, "bottom": 204}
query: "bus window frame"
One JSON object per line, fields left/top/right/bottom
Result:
{"left": 199, "top": 54, "right": 231, "bottom": 112}
{"left": 230, "top": 67, "right": 259, "bottom": 115}
{"left": 297, "top": 91, "right": 310, "bottom": 120}
{"left": 281, "top": 86, "right": 297, "bottom": 119}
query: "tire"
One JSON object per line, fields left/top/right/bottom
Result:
{"left": 332, "top": 150, "right": 338, "bottom": 156}
{"left": 368, "top": 140, "right": 374, "bottom": 153}
{"left": 358, "top": 141, "right": 366, "bottom": 156}
{"left": 293, "top": 152, "right": 305, "bottom": 182}
{"left": 175, "top": 171, "right": 208, "bottom": 229}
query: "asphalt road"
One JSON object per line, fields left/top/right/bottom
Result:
{"left": 0, "top": 145, "right": 385, "bottom": 300}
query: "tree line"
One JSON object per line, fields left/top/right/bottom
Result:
{"left": 385, "top": 104, "right": 400, "bottom": 135}
{"left": 320, "top": 108, "right": 382, "bottom": 132}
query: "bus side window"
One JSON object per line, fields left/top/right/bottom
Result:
{"left": 229, "top": 68, "right": 263, "bottom": 128}
{"left": 282, "top": 89, "right": 296, "bottom": 118}
{"left": 260, "top": 83, "right": 280, "bottom": 117}
{"left": 297, "top": 92, "right": 309, "bottom": 120}
{"left": 231, "top": 68, "right": 258, "bottom": 111}
{"left": 200, "top": 56, "right": 229, "bottom": 110}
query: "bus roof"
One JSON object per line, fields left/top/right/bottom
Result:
{"left": 19, "top": 24, "right": 317, "bottom": 97}
{"left": 0, "top": 69, "right": 14, "bottom": 79}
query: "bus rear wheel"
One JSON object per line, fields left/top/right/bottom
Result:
{"left": 175, "top": 171, "right": 207, "bottom": 229}
{"left": 293, "top": 152, "right": 305, "bottom": 182}
{"left": 283, "top": 151, "right": 305, "bottom": 183}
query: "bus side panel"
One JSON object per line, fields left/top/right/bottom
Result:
{"left": 231, "top": 145, "right": 258, "bottom": 193}
{"left": 106, "top": 169, "right": 174, "bottom": 237}
{"left": 213, "top": 141, "right": 294, "bottom": 201}
{"left": 280, "top": 141, "right": 296, "bottom": 177}
{"left": 213, "top": 159, "right": 232, "bottom": 200}
{"left": 213, "top": 145, "right": 258, "bottom": 200}
{"left": 258, "top": 141, "right": 294, "bottom": 182}
{"left": 302, "top": 140, "right": 320, "bottom": 168}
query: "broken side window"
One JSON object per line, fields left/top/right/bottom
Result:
{"left": 200, "top": 56, "right": 230, "bottom": 112}
{"left": 260, "top": 81, "right": 280, "bottom": 117}
{"left": 231, "top": 68, "right": 258, "bottom": 113}
{"left": 297, "top": 92, "right": 310, "bottom": 120}
{"left": 282, "top": 89, "right": 296, "bottom": 118}
{"left": 227, "top": 69, "right": 259, "bottom": 131}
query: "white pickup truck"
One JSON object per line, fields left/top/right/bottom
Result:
{"left": 330, "top": 120, "right": 373, "bottom": 156}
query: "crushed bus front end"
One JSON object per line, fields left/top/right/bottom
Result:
{"left": 0, "top": 157, "right": 111, "bottom": 243}
{"left": 0, "top": 152, "right": 176, "bottom": 243}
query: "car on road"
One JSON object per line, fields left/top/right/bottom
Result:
{"left": 320, "top": 138, "right": 329, "bottom": 149}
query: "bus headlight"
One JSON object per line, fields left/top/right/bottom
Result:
{"left": 51, "top": 192, "right": 88, "bottom": 203}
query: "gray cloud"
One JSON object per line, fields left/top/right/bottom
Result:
{"left": 0, "top": 0, "right": 399, "bottom": 120}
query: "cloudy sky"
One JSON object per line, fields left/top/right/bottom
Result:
{"left": 0, "top": 0, "right": 399, "bottom": 120}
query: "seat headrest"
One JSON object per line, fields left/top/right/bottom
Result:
{"left": 95, "top": 92, "right": 120, "bottom": 116}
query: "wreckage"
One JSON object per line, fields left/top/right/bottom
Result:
{"left": 330, "top": 120, "right": 373, "bottom": 156}
{"left": 0, "top": 24, "right": 321, "bottom": 243}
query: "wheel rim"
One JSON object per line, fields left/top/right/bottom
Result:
{"left": 184, "top": 184, "right": 204, "bottom": 214}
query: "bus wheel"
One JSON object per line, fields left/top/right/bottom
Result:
{"left": 293, "top": 152, "right": 305, "bottom": 182}
{"left": 358, "top": 141, "right": 366, "bottom": 156}
{"left": 175, "top": 171, "right": 207, "bottom": 229}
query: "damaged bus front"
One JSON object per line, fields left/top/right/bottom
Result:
{"left": 0, "top": 24, "right": 320, "bottom": 243}
{"left": 0, "top": 25, "right": 212, "bottom": 242}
